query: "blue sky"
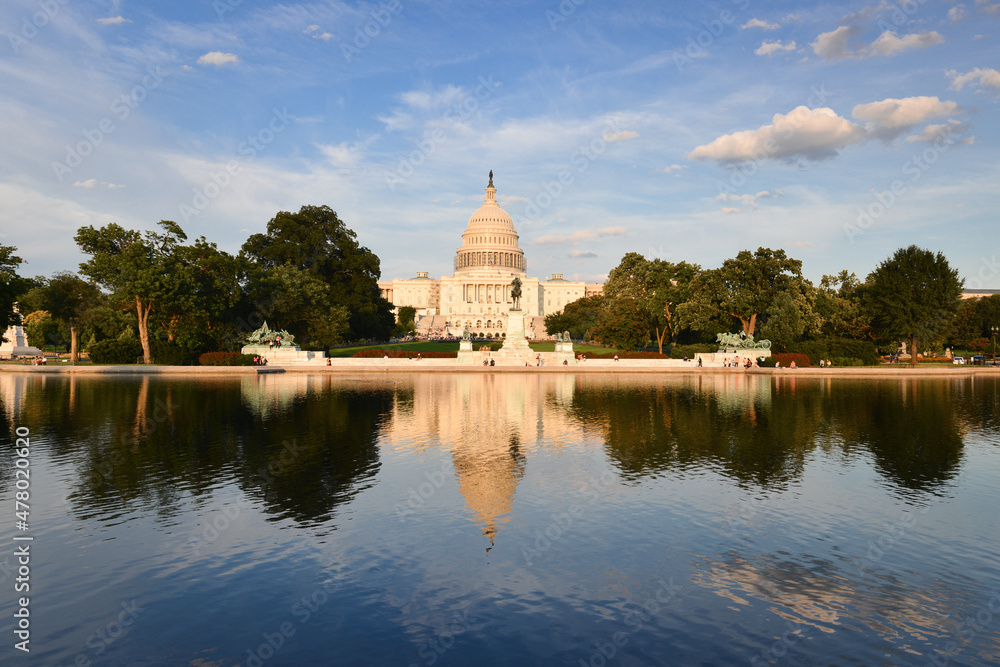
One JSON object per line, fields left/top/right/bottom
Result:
{"left": 2, "top": 0, "right": 998, "bottom": 288}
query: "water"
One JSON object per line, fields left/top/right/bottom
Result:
{"left": 1, "top": 372, "right": 998, "bottom": 666}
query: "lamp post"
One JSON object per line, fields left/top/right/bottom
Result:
{"left": 992, "top": 326, "right": 998, "bottom": 365}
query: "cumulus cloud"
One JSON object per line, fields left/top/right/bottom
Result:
{"left": 742, "top": 18, "right": 779, "bottom": 30}
{"left": 197, "top": 52, "right": 240, "bottom": 66}
{"left": 949, "top": 4, "right": 968, "bottom": 22}
{"left": 97, "top": 16, "right": 131, "bottom": 25}
{"left": 812, "top": 26, "right": 942, "bottom": 60}
{"left": 852, "top": 96, "right": 959, "bottom": 141}
{"left": 604, "top": 130, "right": 639, "bottom": 142}
{"left": 688, "top": 107, "right": 866, "bottom": 163}
{"left": 533, "top": 227, "right": 627, "bottom": 245}
{"left": 721, "top": 207, "right": 743, "bottom": 214}
{"left": 811, "top": 25, "right": 864, "bottom": 61}
{"left": 947, "top": 67, "right": 1000, "bottom": 92}
{"left": 905, "top": 119, "right": 972, "bottom": 143}
{"left": 569, "top": 250, "right": 598, "bottom": 258}
{"left": 756, "top": 40, "right": 797, "bottom": 56}
{"left": 868, "top": 30, "right": 944, "bottom": 57}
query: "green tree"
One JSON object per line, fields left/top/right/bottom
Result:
{"left": 22, "top": 310, "right": 66, "bottom": 350}
{"left": 603, "top": 253, "right": 700, "bottom": 353}
{"left": 394, "top": 306, "right": 417, "bottom": 337}
{"left": 0, "top": 245, "right": 29, "bottom": 339}
{"left": 241, "top": 205, "right": 393, "bottom": 341}
{"left": 861, "top": 245, "right": 963, "bottom": 367}
{"left": 243, "top": 265, "right": 350, "bottom": 348}
{"left": 679, "top": 247, "right": 806, "bottom": 337}
{"left": 758, "top": 288, "right": 822, "bottom": 350}
{"left": 20, "top": 272, "right": 103, "bottom": 363}
{"left": 816, "top": 271, "right": 872, "bottom": 341}
{"left": 544, "top": 294, "right": 605, "bottom": 340}
{"left": 75, "top": 221, "right": 194, "bottom": 364}
{"left": 592, "top": 297, "right": 649, "bottom": 351}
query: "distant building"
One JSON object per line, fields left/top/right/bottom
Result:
{"left": 961, "top": 288, "right": 1000, "bottom": 300}
{"left": 378, "top": 173, "right": 602, "bottom": 338}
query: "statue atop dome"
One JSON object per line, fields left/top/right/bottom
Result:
{"left": 488, "top": 170, "right": 494, "bottom": 188}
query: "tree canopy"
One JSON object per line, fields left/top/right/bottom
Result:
{"left": 241, "top": 205, "right": 393, "bottom": 341}
{"left": 0, "top": 244, "right": 28, "bottom": 339}
{"left": 861, "top": 245, "right": 963, "bottom": 366}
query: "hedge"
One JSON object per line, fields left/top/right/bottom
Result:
{"left": 198, "top": 352, "right": 256, "bottom": 366}
{"left": 87, "top": 339, "right": 144, "bottom": 364}
{"left": 668, "top": 343, "right": 717, "bottom": 359}
{"left": 794, "top": 339, "right": 879, "bottom": 366}
{"left": 771, "top": 352, "right": 812, "bottom": 368}
{"left": 352, "top": 349, "right": 458, "bottom": 358}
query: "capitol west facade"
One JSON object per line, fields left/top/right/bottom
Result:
{"left": 379, "top": 174, "right": 602, "bottom": 338}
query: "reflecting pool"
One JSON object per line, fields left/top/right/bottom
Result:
{"left": 1, "top": 372, "right": 998, "bottom": 665}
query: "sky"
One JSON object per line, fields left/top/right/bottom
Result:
{"left": 1, "top": 0, "right": 998, "bottom": 289}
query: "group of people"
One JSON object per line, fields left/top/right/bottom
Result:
{"left": 721, "top": 357, "right": 757, "bottom": 369}
{"left": 267, "top": 335, "right": 282, "bottom": 349}
{"left": 31, "top": 356, "right": 47, "bottom": 365}
{"left": 252, "top": 355, "right": 267, "bottom": 366}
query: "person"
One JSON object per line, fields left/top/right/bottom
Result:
{"left": 536, "top": 354, "right": 541, "bottom": 366}
{"left": 775, "top": 361, "right": 781, "bottom": 368}
{"left": 613, "top": 354, "right": 619, "bottom": 362}
{"left": 819, "top": 359, "right": 825, "bottom": 368}
{"left": 326, "top": 358, "right": 331, "bottom": 366}
{"left": 697, "top": 357, "right": 703, "bottom": 367}
{"left": 490, "top": 358, "right": 495, "bottom": 366}
{"left": 417, "top": 353, "right": 422, "bottom": 360}
{"left": 483, "top": 359, "right": 488, "bottom": 366}
{"left": 563, "top": 359, "right": 568, "bottom": 365}
{"left": 826, "top": 359, "right": 832, "bottom": 367}
{"left": 790, "top": 360, "right": 796, "bottom": 368}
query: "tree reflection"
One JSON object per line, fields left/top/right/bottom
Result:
{"left": 569, "top": 375, "right": 969, "bottom": 494}
{"left": 0, "top": 374, "right": 389, "bottom": 526}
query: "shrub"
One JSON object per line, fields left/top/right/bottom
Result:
{"left": 668, "top": 343, "right": 717, "bottom": 359}
{"left": 830, "top": 357, "right": 864, "bottom": 367}
{"left": 772, "top": 352, "right": 812, "bottom": 368}
{"left": 475, "top": 342, "right": 502, "bottom": 352}
{"left": 198, "top": 352, "right": 256, "bottom": 366}
{"left": 87, "top": 338, "right": 144, "bottom": 364}
{"left": 151, "top": 339, "right": 200, "bottom": 366}
{"left": 794, "top": 339, "right": 879, "bottom": 366}
{"left": 351, "top": 349, "right": 458, "bottom": 358}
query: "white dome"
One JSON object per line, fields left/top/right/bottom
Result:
{"left": 454, "top": 172, "right": 526, "bottom": 275}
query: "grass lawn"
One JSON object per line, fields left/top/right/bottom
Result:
{"left": 327, "top": 341, "right": 621, "bottom": 357}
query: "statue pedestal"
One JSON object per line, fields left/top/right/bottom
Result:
{"left": 493, "top": 309, "right": 533, "bottom": 365}
{"left": 457, "top": 338, "right": 476, "bottom": 363}
{"left": 0, "top": 324, "right": 43, "bottom": 359}
{"left": 553, "top": 340, "right": 575, "bottom": 364}
{"left": 241, "top": 344, "right": 323, "bottom": 365}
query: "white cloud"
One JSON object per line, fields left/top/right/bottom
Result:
{"left": 72, "top": 179, "right": 124, "bottom": 189}
{"left": 304, "top": 25, "right": 335, "bottom": 41}
{"left": 905, "top": 120, "right": 971, "bottom": 143}
{"left": 812, "top": 27, "right": 943, "bottom": 60}
{"left": 852, "top": 96, "right": 959, "bottom": 141}
{"left": 721, "top": 207, "right": 743, "bottom": 214}
{"left": 197, "top": 52, "right": 240, "bottom": 66}
{"left": 755, "top": 40, "right": 797, "bottom": 56}
{"left": 533, "top": 227, "right": 628, "bottom": 245}
{"left": 716, "top": 190, "right": 784, "bottom": 208}
{"left": 742, "top": 18, "right": 779, "bottom": 30}
{"left": 660, "top": 164, "right": 687, "bottom": 175}
{"left": 947, "top": 67, "right": 1000, "bottom": 92}
{"left": 949, "top": 5, "right": 968, "bottom": 22}
{"left": 977, "top": 0, "right": 1000, "bottom": 14}
{"left": 811, "top": 26, "right": 863, "bottom": 61}
{"left": 604, "top": 130, "right": 639, "bottom": 142}
{"left": 569, "top": 250, "right": 598, "bottom": 258}
{"left": 97, "top": 16, "right": 131, "bottom": 26}
{"left": 688, "top": 107, "right": 866, "bottom": 163}
{"left": 867, "top": 31, "right": 944, "bottom": 57}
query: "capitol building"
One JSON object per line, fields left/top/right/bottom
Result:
{"left": 379, "top": 173, "right": 602, "bottom": 339}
